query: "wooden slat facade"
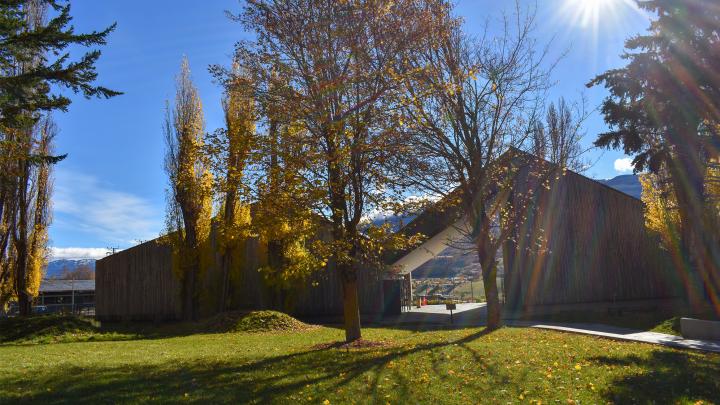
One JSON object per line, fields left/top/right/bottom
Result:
{"left": 96, "top": 240, "right": 180, "bottom": 321}
{"left": 97, "top": 149, "right": 686, "bottom": 321}
{"left": 96, "top": 229, "right": 385, "bottom": 321}
{"left": 503, "top": 158, "right": 684, "bottom": 312}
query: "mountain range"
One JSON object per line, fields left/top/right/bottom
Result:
{"left": 598, "top": 174, "right": 641, "bottom": 199}
{"left": 44, "top": 259, "right": 96, "bottom": 279}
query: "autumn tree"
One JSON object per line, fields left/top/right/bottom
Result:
{"left": 164, "top": 58, "right": 213, "bottom": 321}
{"left": 640, "top": 164, "right": 720, "bottom": 305}
{"left": 230, "top": 0, "right": 436, "bottom": 341}
{"left": 205, "top": 65, "right": 257, "bottom": 312}
{"left": 589, "top": 0, "right": 720, "bottom": 312}
{"left": 0, "top": 117, "right": 55, "bottom": 313}
{"left": 250, "top": 75, "right": 326, "bottom": 304}
{"left": 1, "top": 1, "right": 116, "bottom": 314}
{"left": 396, "top": 3, "right": 552, "bottom": 328}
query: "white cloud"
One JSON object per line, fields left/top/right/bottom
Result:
{"left": 614, "top": 157, "right": 634, "bottom": 173}
{"left": 50, "top": 247, "right": 110, "bottom": 260}
{"left": 53, "top": 168, "right": 163, "bottom": 245}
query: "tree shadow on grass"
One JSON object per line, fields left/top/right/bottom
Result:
{"left": 0, "top": 316, "right": 202, "bottom": 346}
{"left": 592, "top": 350, "right": 720, "bottom": 404}
{"left": 0, "top": 315, "right": 108, "bottom": 344}
{"left": 0, "top": 328, "right": 501, "bottom": 404}
{"left": 0, "top": 312, "right": 318, "bottom": 346}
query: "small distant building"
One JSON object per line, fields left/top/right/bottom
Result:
{"left": 35, "top": 279, "right": 95, "bottom": 314}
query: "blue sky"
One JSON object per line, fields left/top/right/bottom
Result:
{"left": 49, "top": 0, "right": 650, "bottom": 259}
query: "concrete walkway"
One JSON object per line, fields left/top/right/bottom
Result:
{"left": 381, "top": 303, "right": 487, "bottom": 327}
{"left": 380, "top": 304, "right": 720, "bottom": 353}
{"left": 382, "top": 302, "right": 720, "bottom": 353}
{"left": 508, "top": 321, "right": 720, "bottom": 354}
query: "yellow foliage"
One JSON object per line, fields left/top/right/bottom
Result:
{"left": 639, "top": 172, "right": 680, "bottom": 249}
{"left": 26, "top": 225, "right": 48, "bottom": 297}
{"left": 640, "top": 163, "right": 720, "bottom": 250}
{"left": 255, "top": 212, "right": 325, "bottom": 291}
{"left": 163, "top": 58, "right": 214, "bottom": 292}
{"left": 215, "top": 203, "right": 253, "bottom": 254}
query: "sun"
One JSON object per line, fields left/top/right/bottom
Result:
{"left": 562, "top": 0, "right": 644, "bottom": 30}
{"left": 565, "top": 0, "right": 616, "bottom": 28}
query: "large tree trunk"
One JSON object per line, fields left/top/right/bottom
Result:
{"left": 17, "top": 288, "right": 31, "bottom": 316}
{"left": 219, "top": 188, "right": 237, "bottom": 313}
{"left": 471, "top": 204, "right": 503, "bottom": 329}
{"left": 15, "top": 159, "right": 30, "bottom": 316}
{"left": 341, "top": 269, "right": 362, "bottom": 342}
{"left": 336, "top": 240, "right": 363, "bottom": 342}
{"left": 327, "top": 137, "right": 363, "bottom": 342}
{"left": 15, "top": 237, "right": 30, "bottom": 316}
{"left": 182, "top": 225, "right": 199, "bottom": 321}
{"left": 477, "top": 241, "right": 501, "bottom": 329}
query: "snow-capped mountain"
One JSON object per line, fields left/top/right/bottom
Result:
{"left": 44, "top": 259, "right": 96, "bottom": 279}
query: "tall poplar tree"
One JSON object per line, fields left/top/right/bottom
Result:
{"left": 531, "top": 97, "right": 589, "bottom": 172}
{"left": 251, "top": 75, "right": 326, "bottom": 305}
{"left": 164, "top": 58, "right": 213, "bottom": 321}
{"left": 206, "top": 66, "right": 256, "bottom": 312}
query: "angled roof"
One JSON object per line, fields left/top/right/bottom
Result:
{"left": 386, "top": 148, "right": 644, "bottom": 274}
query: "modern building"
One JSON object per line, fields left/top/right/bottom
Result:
{"left": 96, "top": 150, "right": 686, "bottom": 322}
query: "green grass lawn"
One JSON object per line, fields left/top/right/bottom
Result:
{"left": 1, "top": 315, "right": 719, "bottom": 404}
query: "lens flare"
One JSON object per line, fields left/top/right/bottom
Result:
{"left": 566, "top": 0, "right": 613, "bottom": 28}
{"left": 562, "top": 0, "right": 642, "bottom": 29}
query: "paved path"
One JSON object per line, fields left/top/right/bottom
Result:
{"left": 381, "top": 304, "right": 720, "bottom": 353}
{"left": 508, "top": 321, "right": 720, "bottom": 354}
{"left": 381, "top": 303, "right": 486, "bottom": 327}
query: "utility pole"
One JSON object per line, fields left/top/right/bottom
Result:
{"left": 71, "top": 277, "right": 75, "bottom": 314}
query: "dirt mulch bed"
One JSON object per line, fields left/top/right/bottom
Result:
{"left": 313, "top": 339, "right": 391, "bottom": 350}
{"left": 206, "top": 310, "right": 316, "bottom": 333}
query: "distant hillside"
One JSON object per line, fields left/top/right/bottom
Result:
{"left": 599, "top": 174, "right": 641, "bottom": 199}
{"left": 45, "top": 259, "right": 96, "bottom": 279}
{"left": 412, "top": 240, "right": 481, "bottom": 279}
